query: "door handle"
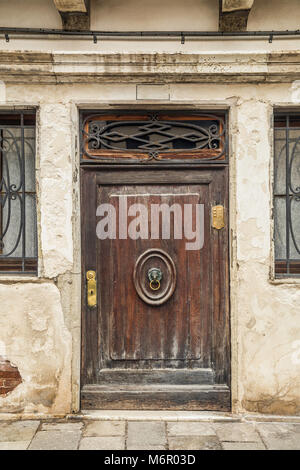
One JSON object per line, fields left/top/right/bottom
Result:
{"left": 212, "top": 205, "right": 225, "bottom": 230}
{"left": 86, "top": 270, "right": 97, "bottom": 308}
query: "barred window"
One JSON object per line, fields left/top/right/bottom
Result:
{"left": 274, "top": 113, "right": 300, "bottom": 277}
{"left": 0, "top": 111, "right": 37, "bottom": 273}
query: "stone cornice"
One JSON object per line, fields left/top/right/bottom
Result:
{"left": 0, "top": 50, "right": 300, "bottom": 84}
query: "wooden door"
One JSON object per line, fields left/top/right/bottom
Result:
{"left": 81, "top": 168, "right": 230, "bottom": 410}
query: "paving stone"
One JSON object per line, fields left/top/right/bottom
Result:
{"left": 0, "top": 441, "right": 30, "bottom": 450}
{"left": 0, "top": 420, "right": 40, "bottom": 442}
{"left": 83, "top": 420, "right": 125, "bottom": 437}
{"left": 28, "top": 430, "right": 81, "bottom": 450}
{"left": 167, "top": 422, "right": 216, "bottom": 436}
{"left": 41, "top": 422, "right": 83, "bottom": 431}
{"left": 222, "top": 442, "right": 266, "bottom": 450}
{"left": 127, "top": 422, "right": 166, "bottom": 448}
{"left": 79, "top": 436, "right": 125, "bottom": 450}
{"left": 169, "top": 436, "right": 221, "bottom": 450}
{"left": 214, "top": 423, "right": 262, "bottom": 442}
{"left": 256, "top": 423, "right": 300, "bottom": 450}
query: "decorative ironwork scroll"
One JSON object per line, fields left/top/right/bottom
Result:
{"left": 274, "top": 113, "right": 300, "bottom": 276}
{"left": 0, "top": 112, "right": 37, "bottom": 273}
{"left": 81, "top": 112, "right": 227, "bottom": 163}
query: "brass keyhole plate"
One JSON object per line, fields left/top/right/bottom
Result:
{"left": 86, "top": 270, "right": 97, "bottom": 308}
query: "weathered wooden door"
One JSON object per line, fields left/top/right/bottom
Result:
{"left": 80, "top": 111, "right": 230, "bottom": 410}
{"left": 81, "top": 167, "right": 230, "bottom": 410}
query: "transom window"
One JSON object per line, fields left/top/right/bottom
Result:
{"left": 274, "top": 113, "right": 300, "bottom": 277}
{"left": 80, "top": 111, "right": 227, "bottom": 164}
{"left": 0, "top": 111, "right": 37, "bottom": 274}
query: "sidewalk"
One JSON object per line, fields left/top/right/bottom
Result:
{"left": 0, "top": 412, "right": 300, "bottom": 450}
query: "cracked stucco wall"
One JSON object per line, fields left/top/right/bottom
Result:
{"left": 0, "top": 80, "right": 299, "bottom": 415}
{"left": 0, "top": 99, "right": 80, "bottom": 415}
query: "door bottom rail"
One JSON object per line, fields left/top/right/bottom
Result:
{"left": 81, "top": 384, "right": 230, "bottom": 411}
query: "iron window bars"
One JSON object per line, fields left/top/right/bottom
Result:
{"left": 80, "top": 111, "right": 228, "bottom": 164}
{"left": 274, "top": 113, "right": 300, "bottom": 276}
{"left": 0, "top": 111, "right": 37, "bottom": 274}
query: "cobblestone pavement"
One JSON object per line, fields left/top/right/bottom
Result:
{"left": 0, "top": 418, "right": 300, "bottom": 450}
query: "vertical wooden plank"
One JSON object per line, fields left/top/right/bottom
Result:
{"left": 210, "top": 167, "right": 230, "bottom": 385}
{"left": 81, "top": 169, "right": 98, "bottom": 385}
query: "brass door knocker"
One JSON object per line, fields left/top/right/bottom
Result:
{"left": 148, "top": 267, "right": 163, "bottom": 291}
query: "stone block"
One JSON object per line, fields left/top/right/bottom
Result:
{"left": 169, "top": 436, "right": 221, "bottom": 450}
{"left": 214, "top": 423, "right": 262, "bottom": 442}
{"left": 29, "top": 430, "right": 81, "bottom": 450}
{"left": 127, "top": 422, "right": 166, "bottom": 448}
{"left": 79, "top": 436, "right": 125, "bottom": 450}
{"left": 83, "top": 420, "right": 125, "bottom": 437}
{"left": 0, "top": 421, "right": 40, "bottom": 442}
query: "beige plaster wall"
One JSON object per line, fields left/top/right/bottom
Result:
{"left": 248, "top": 0, "right": 300, "bottom": 31}
{"left": 90, "top": 0, "right": 219, "bottom": 31}
{"left": 0, "top": 0, "right": 61, "bottom": 29}
{"left": 1, "top": 0, "right": 300, "bottom": 33}
{"left": 1, "top": 0, "right": 300, "bottom": 54}
{"left": 0, "top": 79, "right": 299, "bottom": 416}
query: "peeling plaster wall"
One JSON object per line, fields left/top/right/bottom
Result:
{"left": 235, "top": 99, "right": 300, "bottom": 415}
{"left": 39, "top": 104, "right": 74, "bottom": 278}
{"left": 0, "top": 283, "right": 72, "bottom": 414}
{"left": 0, "top": 78, "right": 300, "bottom": 415}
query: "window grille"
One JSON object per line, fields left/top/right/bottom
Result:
{"left": 80, "top": 111, "right": 227, "bottom": 164}
{"left": 274, "top": 113, "right": 300, "bottom": 276}
{"left": 0, "top": 111, "right": 37, "bottom": 273}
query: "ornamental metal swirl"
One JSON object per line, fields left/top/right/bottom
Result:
{"left": 0, "top": 129, "right": 23, "bottom": 256}
{"left": 81, "top": 113, "right": 226, "bottom": 162}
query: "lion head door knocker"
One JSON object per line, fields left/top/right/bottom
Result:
{"left": 133, "top": 249, "right": 176, "bottom": 306}
{"left": 147, "top": 267, "right": 163, "bottom": 291}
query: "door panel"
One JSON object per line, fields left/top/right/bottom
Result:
{"left": 81, "top": 168, "right": 230, "bottom": 410}
{"left": 101, "top": 187, "right": 209, "bottom": 364}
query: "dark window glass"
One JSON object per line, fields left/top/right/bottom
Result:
{"left": 0, "top": 112, "right": 37, "bottom": 273}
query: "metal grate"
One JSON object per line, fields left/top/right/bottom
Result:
{"left": 80, "top": 111, "right": 227, "bottom": 163}
{"left": 274, "top": 113, "right": 300, "bottom": 277}
{"left": 0, "top": 111, "right": 37, "bottom": 274}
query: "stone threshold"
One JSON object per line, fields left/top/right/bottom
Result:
{"left": 0, "top": 410, "right": 300, "bottom": 423}
{"left": 70, "top": 410, "right": 241, "bottom": 422}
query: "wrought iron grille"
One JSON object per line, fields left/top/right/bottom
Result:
{"left": 80, "top": 112, "right": 227, "bottom": 163}
{"left": 0, "top": 111, "right": 37, "bottom": 274}
{"left": 274, "top": 113, "right": 300, "bottom": 276}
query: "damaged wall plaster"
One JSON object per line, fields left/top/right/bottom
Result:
{"left": 0, "top": 357, "right": 22, "bottom": 397}
{"left": 0, "top": 283, "right": 72, "bottom": 414}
